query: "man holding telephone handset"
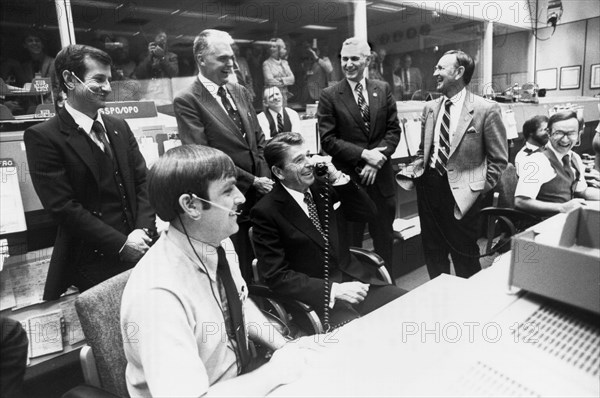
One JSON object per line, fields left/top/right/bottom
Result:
{"left": 251, "top": 133, "right": 404, "bottom": 327}
{"left": 136, "top": 29, "right": 178, "bottom": 79}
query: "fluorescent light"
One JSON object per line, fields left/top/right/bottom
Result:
{"left": 368, "top": 4, "right": 406, "bottom": 13}
{"left": 218, "top": 14, "right": 268, "bottom": 24}
{"left": 302, "top": 25, "right": 337, "bottom": 31}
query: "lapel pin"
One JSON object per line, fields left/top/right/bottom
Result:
{"left": 373, "top": 92, "right": 378, "bottom": 97}
{"left": 114, "top": 130, "right": 119, "bottom": 135}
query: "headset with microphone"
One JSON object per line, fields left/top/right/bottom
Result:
{"left": 188, "top": 192, "right": 242, "bottom": 216}
{"left": 69, "top": 71, "right": 107, "bottom": 95}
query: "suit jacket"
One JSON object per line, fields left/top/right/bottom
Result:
{"left": 173, "top": 78, "right": 269, "bottom": 195}
{"left": 250, "top": 180, "right": 385, "bottom": 309}
{"left": 318, "top": 79, "right": 401, "bottom": 198}
{"left": 416, "top": 90, "right": 508, "bottom": 218}
{"left": 24, "top": 108, "right": 155, "bottom": 300}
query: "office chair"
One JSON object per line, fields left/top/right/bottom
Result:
{"left": 480, "top": 163, "right": 541, "bottom": 255}
{"left": 62, "top": 270, "right": 132, "bottom": 398}
{"left": 247, "top": 227, "right": 393, "bottom": 335}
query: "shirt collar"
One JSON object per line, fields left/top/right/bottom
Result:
{"left": 64, "top": 101, "right": 105, "bottom": 134}
{"left": 547, "top": 142, "right": 572, "bottom": 161}
{"left": 197, "top": 72, "right": 221, "bottom": 97}
{"left": 281, "top": 183, "right": 310, "bottom": 206}
{"left": 445, "top": 87, "right": 466, "bottom": 109}
{"left": 524, "top": 142, "right": 540, "bottom": 150}
{"left": 347, "top": 77, "right": 367, "bottom": 92}
{"left": 165, "top": 224, "right": 225, "bottom": 282}
{"left": 268, "top": 108, "right": 283, "bottom": 119}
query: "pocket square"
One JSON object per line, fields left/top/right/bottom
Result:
{"left": 466, "top": 127, "right": 478, "bottom": 134}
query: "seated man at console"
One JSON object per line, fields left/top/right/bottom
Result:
{"left": 251, "top": 132, "right": 405, "bottom": 329}
{"left": 515, "top": 110, "right": 599, "bottom": 217}
{"left": 514, "top": 115, "right": 548, "bottom": 176}
{"left": 121, "top": 145, "right": 319, "bottom": 397}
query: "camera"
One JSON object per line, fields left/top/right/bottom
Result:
{"left": 314, "top": 162, "right": 328, "bottom": 177}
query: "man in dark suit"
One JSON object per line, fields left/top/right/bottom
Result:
{"left": 251, "top": 133, "right": 404, "bottom": 327}
{"left": 24, "top": 44, "right": 156, "bottom": 300}
{"left": 410, "top": 49, "right": 508, "bottom": 279}
{"left": 318, "top": 37, "right": 401, "bottom": 276}
{"left": 174, "top": 29, "right": 272, "bottom": 281}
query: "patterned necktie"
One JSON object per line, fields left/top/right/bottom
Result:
{"left": 435, "top": 99, "right": 452, "bottom": 175}
{"left": 217, "top": 86, "right": 244, "bottom": 137}
{"left": 216, "top": 246, "right": 250, "bottom": 373}
{"left": 562, "top": 154, "right": 573, "bottom": 180}
{"left": 303, "top": 191, "right": 325, "bottom": 238}
{"left": 91, "top": 120, "right": 113, "bottom": 160}
{"left": 355, "top": 82, "right": 370, "bottom": 131}
{"left": 276, "top": 112, "right": 284, "bottom": 134}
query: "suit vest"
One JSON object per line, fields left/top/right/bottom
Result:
{"left": 86, "top": 136, "right": 134, "bottom": 235}
{"left": 264, "top": 109, "right": 292, "bottom": 137}
{"left": 537, "top": 147, "right": 580, "bottom": 204}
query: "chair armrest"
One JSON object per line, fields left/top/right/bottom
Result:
{"left": 248, "top": 283, "right": 324, "bottom": 334}
{"left": 79, "top": 345, "right": 101, "bottom": 389}
{"left": 61, "top": 384, "right": 121, "bottom": 398}
{"left": 349, "top": 247, "right": 393, "bottom": 284}
{"left": 480, "top": 207, "right": 540, "bottom": 223}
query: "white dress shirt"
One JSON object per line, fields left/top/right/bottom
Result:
{"left": 429, "top": 87, "right": 467, "bottom": 168}
{"left": 198, "top": 72, "right": 238, "bottom": 112}
{"left": 64, "top": 101, "right": 108, "bottom": 151}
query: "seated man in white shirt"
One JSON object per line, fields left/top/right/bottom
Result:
{"left": 257, "top": 86, "right": 300, "bottom": 139}
{"left": 514, "top": 115, "right": 548, "bottom": 176}
{"left": 121, "top": 145, "right": 319, "bottom": 397}
{"left": 514, "top": 110, "right": 599, "bottom": 217}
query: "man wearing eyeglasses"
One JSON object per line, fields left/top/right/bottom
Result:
{"left": 515, "top": 110, "right": 600, "bottom": 216}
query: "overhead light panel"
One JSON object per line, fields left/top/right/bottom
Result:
{"left": 218, "top": 14, "right": 268, "bottom": 24}
{"left": 302, "top": 25, "right": 337, "bottom": 31}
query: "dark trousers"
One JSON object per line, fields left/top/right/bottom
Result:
{"left": 416, "top": 170, "right": 482, "bottom": 279}
{"left": 0, "top": 317, "right": 28, "bottom": 398}
{"left": 74, "top": 253, "right": 134, "bottom": 293}
{"left": 348, "top": 186, "right": 396, "bottom": 277}
{"left": 315, "top": 273, "right": 406, "bottom": 328}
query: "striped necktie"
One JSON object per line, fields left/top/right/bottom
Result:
{"left": 355, "top": 82, "right": 370, "bottom": 131}
{"left": 277, "top": 112, "right": 284, "bottom": 134}
{"left": 434, "top": 99, "right": 452, "bottom": 175}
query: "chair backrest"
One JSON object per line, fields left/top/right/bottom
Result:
{"left": 482, "top": 163, "right": 518, "bottom": 209}
{"left": 75, "top": 269, "right": 132, "bottom": 398}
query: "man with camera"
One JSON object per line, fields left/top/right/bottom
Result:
{"left": 136, "top": 29, "right": 178, "bottom": 79}
{"left": 251, "top": 132, "right": 404, "bottom": 328}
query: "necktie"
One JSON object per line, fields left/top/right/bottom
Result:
{"left": 355, "top": 82, "right": 370, "bottom": 132}
{"left": 276, "top": 112, "right": 284, "bottom": 134}
{"left": 217, "top": 86, "right": 244, "bottom": 137}
{"left": 523, "top": 147, "right": 534, "bottom": 154}
{"left": 562, "top": 154, "right": 573, "bottom": 180}
{"left": 303, "top": 191, "right": 325, "bottom": 239}
{"left": 216, "top": 246, "right": 250, "bottom": 373}
{"left": 402, "top": 68, "right": 409, "bottom": 91}
{"left": 91, "top": 120, "right": 114, "bottom": 160}
{"left": 435, "top": 99, "right": 452, "bottom": 176}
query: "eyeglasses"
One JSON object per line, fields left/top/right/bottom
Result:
{"left": 550, "top": 130, "right": 579, "bottom": 140}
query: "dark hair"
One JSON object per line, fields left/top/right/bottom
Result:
{"left": 444, "top": 49, "right": 475, "bottom": 85}
{"left": 547, "top": 110, "right": 579, "bottom": 132}
{"left": 264, "top": 132, "right": 304, "bottom": 171}
{"left": 148, "top": 145, "right": 237, "bottom": 222}
{"left": 55, "top": 44, "right": 112, "bottom": 90}
{"left": 522, "top": 115, "right": 549, "bottom": 140}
